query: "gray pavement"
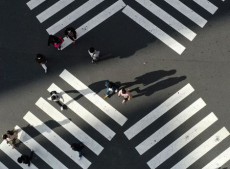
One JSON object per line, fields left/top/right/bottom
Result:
{"left": 0, "top": 0, "right": 229, "bottom": 168}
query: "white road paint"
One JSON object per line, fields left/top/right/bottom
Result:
{"left": 171, "top": 127, "right": 229, "bottom": 169}
{"left": 35, "top": 97, "right": 104, "bottom": 155}
{"left": 23, "top": 112, "right": 91, "bottom": 169}
{"left": 124, "top": 83, "right": 194, "bottom": 140}
{"left": 37, "top": 0, "right": 74, "bottom": 23}
{"left": 136, "top": 0, "right": 196, "bottom": 41}
{"left": 59, "top": 69, "right": 127, "bottom": 126}
{"left": 122, "top": 5, "right": 185, "bottom": 55}
{"left": 136, "top": 98, "right": 206, "bottom": 155}
{"left": 193, "top": 0, "right": 218, "bottom": 14}
{"left": 26, "top": 0, "right": 46, "bottom": 10}
{"left": 47, "top": 83, "right": 116, "bottom": 140}
{"left": 165, "top": 0, "right": 207, "bottom": 27}
{"left": 147, "top": 113, "right": 218, "bottom": 169}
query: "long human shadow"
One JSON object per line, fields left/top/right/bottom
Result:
{"left": 121, "top": 69, "right": 177, "bottom": 89}
{"left": 132, "top": 76, "right": 187, "bottom": 98}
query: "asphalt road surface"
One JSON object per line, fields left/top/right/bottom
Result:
{"left": 0, "top": 0, "right": 229, "bottom": 169}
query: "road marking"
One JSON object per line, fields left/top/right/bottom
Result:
{"left": 15, "top": 125, "right": 68, "bottom": 169}
{"left": 23, "top": 112, "right": 91, "bottom": 169}
{"left": 202, "top": 146, "right": 230, "bottom": 169}
{"left": 0, "top": 162, "right": 8, "bottom": 169}
{"left": 147, "top": 113, "right": 218, "bottom": 169}
{"left": 37, "top": 0, "right": 74, "bottom": 23}
{"left": 46, "top": 0, "right": 104, "bottom": 35}
{"left": 47, "top": 83, "right": 116, "bottom": 140}
{"left": 164, "top": 0, "right": 207, "bottom": 27}
{"left": 59, "top": 69, "right": 127, "bottom": 126}
{"left": 36, "top": 97, "right": 104, "bottom": 155}
{"left": 171, "top": 127, "right": 230, "bottom": 169}
{"left": 0, "top": 139, "right": 38, "bottom": 169}
{"left": 122, "top": 5, "right": 185, "bottom": 55}
{"left": 124, "top": 83, "right": 194, "bottom": 140}
{"left": 193, "top": 0, "right": 218, "bottom": 14}
{"left": 26, "top": 0, "right": 46, "bottom": 10}
{"left": 136, "top": 98, "right": 206, "bottom": 155}
{"left": 60, "top": 0, "right": 126, "bottom": 50}
{"left": 136, "top": 0, "right": 196, "bottom": 41}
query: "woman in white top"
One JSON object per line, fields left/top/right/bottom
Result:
{"left": 88, "top": 47, "right": 100, "bottom": 63}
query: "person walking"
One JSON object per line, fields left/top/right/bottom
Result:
{"left": 118, "top": 88, "right": 132, "bottom": 104}
{"left": 71, "top": 142, "right": 85, "bottom": 159}
{"left": 17, "top": 150, "right": 34, "bottom": 167}
{"left": 65, "top": 27, "right": 77, "bottom": 43}
{"left": 88, "top": 47, "right": 100, "bottom": 63}
{"left": 103, "top": 80, "right": 119, "bottom": 99}
{"left": 2, "top": 129, "right": 18, "bottom": 149}
{"left": 35, "top": 54, "right": 48, "bottom": 73}
{"left": 47, "top": 91, "right": 65, "bottom": 111}
{"left": 48, "top": 35, "right": 64, "bottom": 50}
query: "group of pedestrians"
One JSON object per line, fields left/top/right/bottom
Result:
{"left": 36, "top": 27, "right": 102, "bottom": 73}
{"left": 2, "top": 127, "right": 86, "bottom": 166}
{"left": 104, "top": 80, "right": 132, "bottom": 104}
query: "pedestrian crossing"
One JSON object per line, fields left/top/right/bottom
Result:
{"left": 26, "top": 0, "right": 226, "bottom": 54}
{"left": 0, "top": 70, "right": 229, "bottom": 168}
{"left": 0, "top": 69, "right": 127, "bottom": 168}
{"left": 124, "top": 83, "right": 230, "bottom": 169}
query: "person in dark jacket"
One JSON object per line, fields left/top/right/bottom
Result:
{"left": 35, "top": 54, "right": 47, "bottom": 73}
{"left": 104, "top": 80, "right": 119, "bottom": 99}
{"left": 71, "top": 142, "right": 85, "bottom": 159}
{"left": 48, "top": 35, "right": 64, "bottom": 50}
{"left": 64, "top": 27, "right": 77, "bottom": 43}
{"left": 17, "top": 150, "right": 34, "bottom": 166}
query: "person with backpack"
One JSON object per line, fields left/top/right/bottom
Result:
{"left": 104, "top": 80, "right": 119, "bottom": 99}
{"left": 71, "top": 142, "right": 85, "bottom": 159}
{"left": 17, "top": 150, "right": 34, "bottom": 167}
{"left": 64, "top": 27, "right": 77, "bottom": 44}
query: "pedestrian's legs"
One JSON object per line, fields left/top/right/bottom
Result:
{"left": 41, "top": 63, "right": 47, "bottom": 73}
{"left": 28, "top": 151, "right": 34, "bottom": 166}
{"left": 56, "top": 101, "right": 64, "bottom": 111}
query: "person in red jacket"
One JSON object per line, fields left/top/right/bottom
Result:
{"left": 48, "top": 35, "right": 64, "bottom": 50}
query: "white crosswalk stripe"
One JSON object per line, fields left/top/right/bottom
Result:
{"left": 37, "top": 0, "right": 75, "bottom": 23}
{"left": 164, "top": 0, "right": 207, "bottom": 28}
{"left": 47, "top": 83, "right": 116, "bottom": 140}
{"left": 23, "top": 111, "right": 91, "bottom": 169}
{"left": 46, "top": 0, "right": 105, "bottom": 35}
{"left": 193, "top": 0, "right": 218, "bottom": 14}
{"left": 60, "top": 0, "right": 126, "bottom": 50}
{"left": 202, "top": 146, "right": 230, "bottom": 169}
{"left": 124, "top": 83, "right": 194, "bottom": 140}
{"left": 0, "top": 139, "right": 38, "bottom": 169}
{"left": 15, "top": 125, "right": 68, "bottom": 169}
{"left": 135, "top": 0, "right": 196, "bottom": 41}
{"left": 122, "top": 5, "right": 185, "bottom": 55}
{"left": 0, "top": 69, "right": 125, "bottom": 168}
{"left": 26, "top": 0, "right": 225, "bottom": 54}
{"left": 136, "top": 98, "right": 206, "bottom": 155}
{"left": 124, "top": 83, "right": 230, "bottom": 169}
{"left": 147, "top": 112, "right": 218, "bottom": 169}
{"left": 171, "top": 127, "right": 229, "bottom": 169}
{"left": 36, "top": 97, "right": 104, "bottom": 155}
{"left": 0, "top": 162, "right": 8, "bottom": 169}
{"left": 60, "top": 69, "right": 127, "bottom": 126}
{"left": 26, "top": 0, "right": 46, "bottom": 10}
